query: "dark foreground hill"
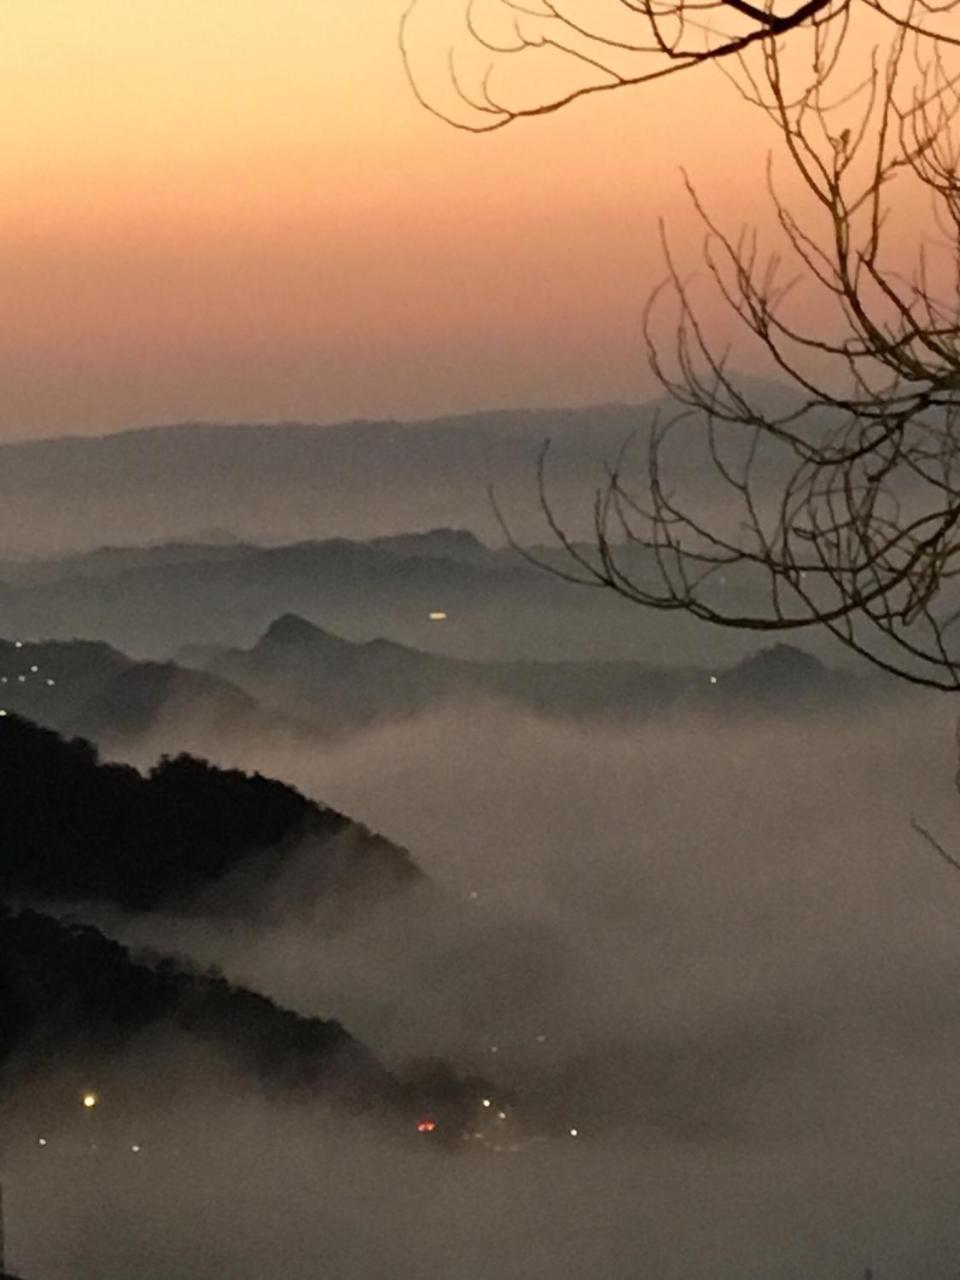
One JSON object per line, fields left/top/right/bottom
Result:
{"left": 0, "top": 715, "right": 418, "bottom": 912}
{"left": 0, "top": 906, "right": 494, "bottom": 1143}
{"left": 0, "top": 907, "right": 390, "bottom": 1105}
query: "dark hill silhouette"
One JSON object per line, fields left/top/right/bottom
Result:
{"left": 0, "top": 906, "right": 498, "bottom": 1140}
{"left": 0, "top": 716, "right": 419, "bottom": 912}
{"left": 0, "top": 906, "right": 390, "bottom": 1104}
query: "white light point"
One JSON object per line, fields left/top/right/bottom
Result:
{"left": 83, "top": 1093, "right": 98, "bottom": 1109}
{"left": 131, "top": 1144, "right": 141, "bottom": 1154}
{"left": 0, "top": 711, "right": 7, "bottom": 718}
{"left": 569, "top": 1128, "right": 579, "bottom": 1138}
{"left": 482, "top": 1099, "right": 492, "bottom": 1109}
{"left": 38, "top": 1137, "right": 47, "bottom": 1147}
{"left": 46, "top": 679, "right": 55, "bottom": 687}
{"left": 29, "top": 665, "right": 38, "bottom": 673}
{"left": 497, "top": 1111, "right": 507, "bottom": 1121}
{"left": 13, "top": 642, "right": 22, "bottom": 649}
{"left": 709, "top": 675, "right": 718, "bottom": 685}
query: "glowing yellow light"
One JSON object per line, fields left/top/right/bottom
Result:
{"left": 428, "top": 611, "right": 448, "bottom": 621}
{"left": 82, "top": 1093, "right": 98, "bottom": 1109}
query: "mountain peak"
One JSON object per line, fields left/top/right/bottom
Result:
{"left": 261, "top": 613, "right": 339, "bottom": 647}
{"left": 733, "top": 643, "right": 826, "bottom": 680}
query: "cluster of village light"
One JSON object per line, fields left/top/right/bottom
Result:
{"left": 34, "top": 1093, "right": 143, "bottom": 1156}
{"left": 0, "top": 643, "right": 57, "bottom": 717}
{"left": 31, "top": 1089, "right": 579, "bottom": 1157}
{"left": 415, "top": 1084, "right": 580, "bottom": 1150}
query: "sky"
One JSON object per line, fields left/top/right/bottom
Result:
{"left": 0, "top": 1, "right": 793, "bottom": 439}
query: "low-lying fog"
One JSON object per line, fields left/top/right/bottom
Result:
{"left": 14, "top": 695, "right": 960, "bottom": 1278}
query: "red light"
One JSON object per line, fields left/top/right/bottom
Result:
{"left": 417, "top": 1120, "right": 437, "bottom": 1134}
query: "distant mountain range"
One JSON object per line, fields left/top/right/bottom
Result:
{"left": 0, "top": 527, "right": 799, "bottom": 667}
{"left": 0, "top": 621, "right": 873, "bottom": 764}
{"left": 189, "top": 615, "right": 867, "bottom": 732}
{"left": 0, "top": 394, "right": 803, "bottom": 557}
{"left": 0, "top": 406, "right": 666, "bottom": 554}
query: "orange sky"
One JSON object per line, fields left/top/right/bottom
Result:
{"left": 0, "top": 2, "right": 890, "bottom": 437}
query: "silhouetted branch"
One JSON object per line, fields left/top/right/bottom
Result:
{"left": 401, "top": 0, "right": 960, "bottom": 131}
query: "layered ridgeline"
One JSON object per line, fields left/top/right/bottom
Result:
{"left": 190, "top": 615, "right": 865, "bottom": 735}
{"left": 0, "top": 626, "right": 872, "bottom": 756}
{"left": 0, "top": 528, "right": 771, "bottom": 667}
{"left": 0, "top": 400, "right": 803, "bottom": 554}
{"left": 0, "top": 714, "right": 418, "bottom": 911}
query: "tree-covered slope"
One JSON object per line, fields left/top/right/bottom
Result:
{"left": 0, "top": 715, "right": 419, "bottom": 911}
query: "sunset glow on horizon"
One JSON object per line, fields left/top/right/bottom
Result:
{"left": 0, "top": 2, "right": 895, "bottom": 438}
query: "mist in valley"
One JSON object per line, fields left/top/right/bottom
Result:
{"left": 23, "top": 690, "right": 959, "bottom": 1279}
